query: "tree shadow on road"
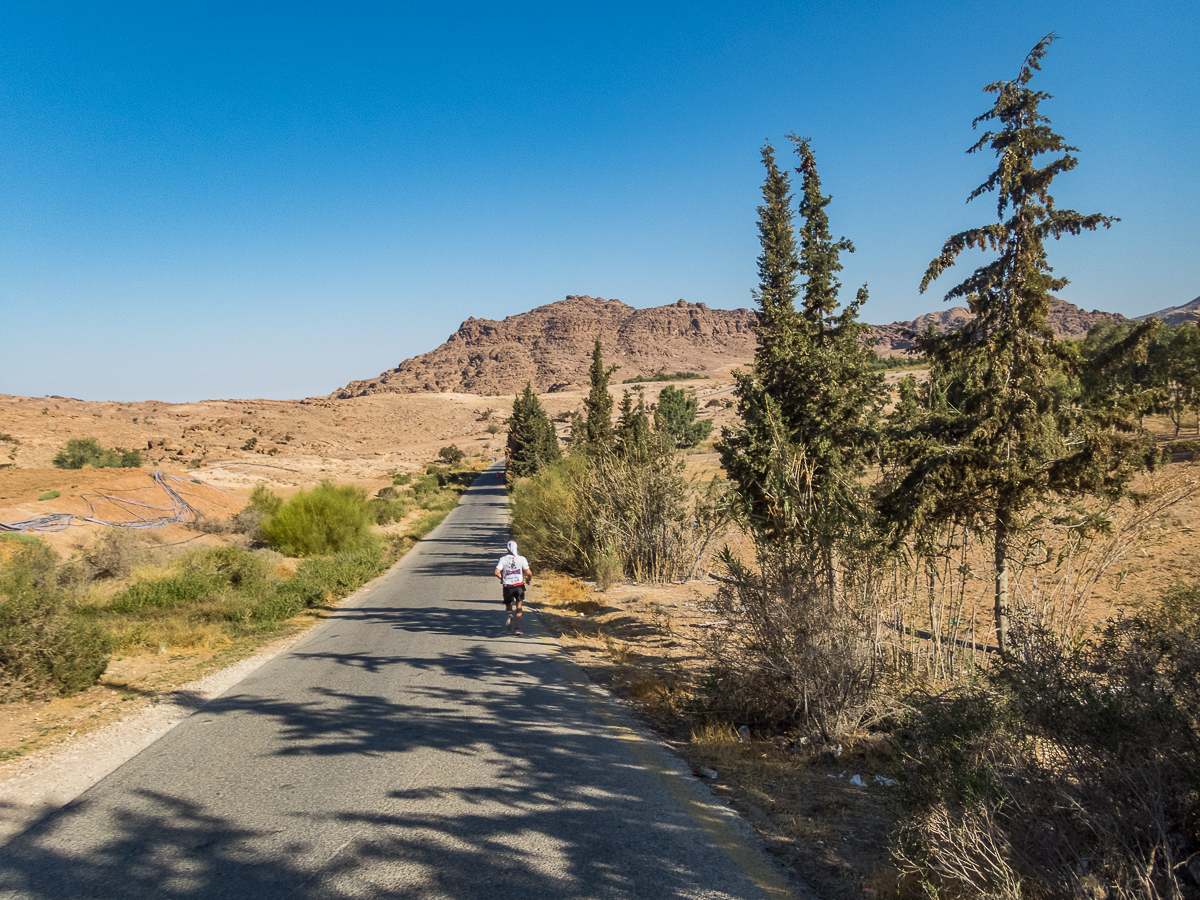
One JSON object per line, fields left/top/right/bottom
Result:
{"left": 0, "top": 633, "right": 772, "bottom": 899}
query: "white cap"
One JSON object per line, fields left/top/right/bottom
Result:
{"left": 506, "top": 540, "right": 518, "bottom": 556}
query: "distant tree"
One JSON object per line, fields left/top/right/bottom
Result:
{"left": 583, "top": 338, "right": 618, "bottom": 450}
{"left": 879, "top": 34, "right": 1151, "bottom": 658}
{"left": 1156, "top": 323, "right": 1200, "bottom": 436}
{"left": 437, "top": 444, "right": 466, "bottom": 465}
{"left": 615, "top": 390, "right": 654, "bottom": 458}
{"left": 506, "top": 383, "right": 561, "bottom": 479}
{"left": 655, "top": 385, "right": 712, "bottom": 448}
{"left": 1077, "top": 320, "right": 1160, "bottom": 425}
{"left": 52, "top": 437, "right": 143, "bottom": 470}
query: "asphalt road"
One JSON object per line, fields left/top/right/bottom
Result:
{"left": 0, "top": 465, "right": 798, "bottom": 899}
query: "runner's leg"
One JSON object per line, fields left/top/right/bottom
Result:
{"left": 513, "top": 585, "right": 525, "bottom": 633}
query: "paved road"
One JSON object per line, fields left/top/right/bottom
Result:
{"left": 0, "top": 466, "right": 797, "bottom": 899}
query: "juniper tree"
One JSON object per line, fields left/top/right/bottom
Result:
{"left": 880, "top": 35, "right": 1151, "bottom": 658}
{"left": 506, "top": 383, "right": 560, "bottom": 479}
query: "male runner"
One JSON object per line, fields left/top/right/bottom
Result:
{"left": 495, "top": 540, "right": 532, "bottom": 635}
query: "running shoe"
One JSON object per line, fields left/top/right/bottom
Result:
{"left": 505, "top": 614, "right": 513, "bottom": 632}
{"left": 514, "top": 628, "right": 523, "bottom": 635}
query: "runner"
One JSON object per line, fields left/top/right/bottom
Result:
{"left": 494, "top": 540, "right": 532, "bottom": 635}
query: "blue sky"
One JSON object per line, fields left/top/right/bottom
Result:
{"left": 2, "top": 1, "right": 1197, "bottom": 402}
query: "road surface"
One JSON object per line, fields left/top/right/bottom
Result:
{"left": 0, "top": 465, "right": 798, "bottom": 899}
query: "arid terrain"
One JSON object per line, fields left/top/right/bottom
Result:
{"left": 3, "top": 291, "right": 1199, "bottom": 896}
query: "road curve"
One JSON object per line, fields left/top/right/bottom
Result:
{"left": 0, "top": 465, "right": 798, "bottom": 900}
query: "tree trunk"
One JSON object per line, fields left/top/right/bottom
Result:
{"left": 827, "top": 545, "right": 842, "bottom": 610}
{"left": 994, "top": 510, "right": 1012, "bottom": 659}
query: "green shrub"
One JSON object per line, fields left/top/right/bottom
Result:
{"left": 260, "top": 482, "right": 377, "bottom": 558}
{"left": 110, "top": 570, "right": 225, "bottom": 612}
{"left": 52, "top": 438, "right": 143, "bottom": 469}
{"left": 510, "top": 456, "right": 586, "bottom": 572}
{"left": 247, "top": 484, "right": 283, "bottom": 515}
{"left": 270, "top": 544, "right": 385, "bottom": 611}
{"left": 182, "top": 546, "right": 275, "bottom": 592}
{"left": 438, "top": 445, "right": 466, "bottom": 465}
{"left": 376, "top": 486, "right": 398, "bottom": 500}
{"left": 425, "top": 464, "right": 451, "bottom": 487}
{"left": 410, "top": 474, "right": 441, "bottom": 501}
{"left": 369, "top": 497, "right": 409, "bottom": 524}
{"left": 0, "top": 543, "right": 110, "bottom": 700}
{"left": 37, "top": 491, "right": 61, "bottom": 502}
{"left": 392, "top": 473, "right": 413, "bottom": 486}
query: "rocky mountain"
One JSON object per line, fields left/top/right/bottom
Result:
{"left": 869, "top": 299, "right": 1131, "bottom": 358}
{"left": 333, "top": 296, "right": 759, "bottom": 397}
{"left": 333, "top": 294, "right": 1139, "bottom": 398}
{"left": 1136, "top": 295, "right": 1200, "bottom": 327}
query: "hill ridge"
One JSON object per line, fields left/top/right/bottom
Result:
{"left": 332, "top": 293, "right": 1159, "bottom": 398}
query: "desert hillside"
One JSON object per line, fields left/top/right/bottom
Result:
{"left": 1137, "top": 294, "right": 1200, "bottom": 326}
{"left": 333, "top": 294, "right": 1135, "bottom": 397}
{"left": 333, "top": 295, "right": 758, "bottom": 397}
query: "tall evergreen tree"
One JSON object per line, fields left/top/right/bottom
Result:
{"left": 880, "top": 35, "right": 1150, "bottom": 657}
{"left": 506, "top": 383, "right": 560, "bottom": 480}
{"left": 719, "top": 139, "right": 884, "bottom": 555}
{"left": 583, "top": 337, "right": 617, "bottom": 450}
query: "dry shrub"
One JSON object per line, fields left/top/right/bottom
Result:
{"left": 85, "top": 528, "right": 156, "bottom": 580}
{"left": 703, "top": 537, "right": 880, "bottom": 744}
{"left": 895, "top": 582, "right": 1200, "bottom": 900}
{"left": 880, "top": 461, "right": 1200, "bottom": 683}
{"left": 512, "top": 453, "right": 731, "bottom": 585}
{"left": 539, "top": 574, "right": 590, "bottom": 608}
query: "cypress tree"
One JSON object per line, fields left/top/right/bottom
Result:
{"left": 584, "top": 337, "right": 617, "bottom": 450}
{"left": 719, "top": 139, "right": 884, "bottom": 556}
{"left": 506, "top": 383, "right": 560, "bottom": 479}
{"left": 880, "top": 34, "right": 1151, "bottom": 657}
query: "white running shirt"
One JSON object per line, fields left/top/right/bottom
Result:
{"left": 497, "top": 553, "right": 529, "bottom": 586}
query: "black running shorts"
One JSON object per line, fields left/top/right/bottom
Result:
{"left": 502, "top": 584, "right": 525, "bottom": 606}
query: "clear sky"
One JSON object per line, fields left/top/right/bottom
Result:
{"left": 2, "top": 1, "right": 1197, "bottom": 402}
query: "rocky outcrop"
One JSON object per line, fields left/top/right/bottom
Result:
{"left": 869, "top": 299, "right": 1131, "bottom": 358}
{"left": 333, "top": 294, "right": 1147, "bottom": 397}
{"left": 332, "top": 296, "right": 759, "bottom": 397}
{"left": 1136, "top": 295, "right": 1200, "bottom": 327}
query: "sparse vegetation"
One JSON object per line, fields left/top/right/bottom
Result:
{"left": 52, "top": 437, "right": 143, "bottom": 470}
{"left": 37, "top": 491, "right": 61, "bottom": 501}
{"left": 622, "top": 371, "right": 707, "bottom": 384}
{"left": 0, "top": 539, "right": 111, "bottom": 700}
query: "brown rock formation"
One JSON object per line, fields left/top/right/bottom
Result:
{"left": 1136, "top": 295, "right": 1200, "bottom": 327}
{"left": 868, "top": 298, "right": 1131, "bottom": 358}
{"left": 332, "top": 296, "right": 759, "bottom": 397}
{"left": 333, "top": 294, "right": 1143, "bottom": 397}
